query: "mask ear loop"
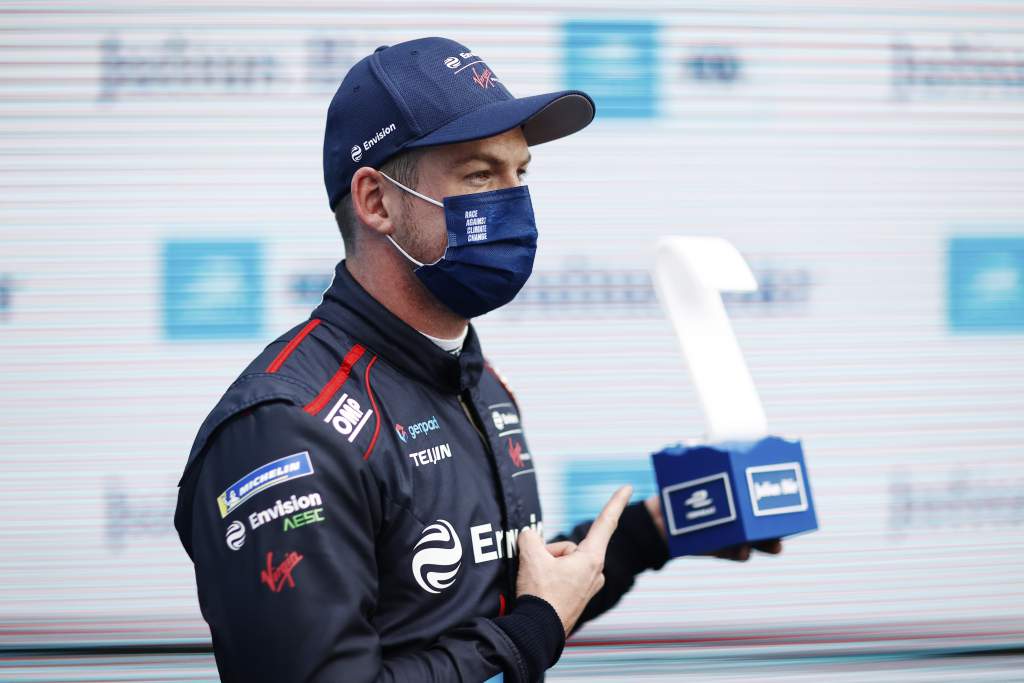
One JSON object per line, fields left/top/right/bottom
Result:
{"left": 378, "top": 169, "right": 447, "bottom": 267}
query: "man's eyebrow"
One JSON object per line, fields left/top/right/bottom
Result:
{"left": 449, "top": 151, "right": 532, "bottom": 169}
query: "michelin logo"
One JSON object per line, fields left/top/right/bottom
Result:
{"left": 217, "top": 451, "right": 315, "bottom": 518}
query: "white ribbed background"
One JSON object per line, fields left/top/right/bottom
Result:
{"left": 1, "top": 1, "right": 1022, "bottom": 675}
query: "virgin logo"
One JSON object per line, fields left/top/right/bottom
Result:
{"left": 411, "top": 519, "right": 462, "bottom": 594}
{"left": 471, "top": 66, "right": 495, "bottom": 89}
{"left": 261, "top": 551, "right": 303, "bottom": 593}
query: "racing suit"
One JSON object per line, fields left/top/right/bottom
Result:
{"left": 174, "top": 259, "right": 670, "bottom": 682}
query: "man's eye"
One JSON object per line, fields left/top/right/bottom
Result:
{"left": 469, "top": 171, "right": 490, "bottom": 181}
{"left": 518, "top": 169, "right": 529, "bottom": 178}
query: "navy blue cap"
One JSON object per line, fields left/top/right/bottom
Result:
{"left": 323, "top": 36, "right": 596, "bottom": 211}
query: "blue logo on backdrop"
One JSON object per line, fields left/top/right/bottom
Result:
{"left": 746, "top": 463, "right": 807, "bottom": 516}
{"left": 564, "top": 20, "right": 659, "bottom": 119}
{"left": 565, "top": 460, "right": 655, "bottom": 523}
{"left": 662, "top": 472, "right": 736, "bottom": 535}
{"left": 163, "top": 240, "right": 264, "bottom": 340}
{"left": 687, "top": 46, "right": 742, "bottom": 82}
{"left": 948, "top": 236, "right": 1024, "bottom": 332}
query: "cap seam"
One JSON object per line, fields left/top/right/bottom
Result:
{"left": 368, "top": 52, "right": 423, "bottom": 138}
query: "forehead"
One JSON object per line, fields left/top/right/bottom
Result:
{"left": 424, "top": 127, "right": 531, "bottom": 169}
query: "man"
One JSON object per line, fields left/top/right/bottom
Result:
{"left": 174, "top": 36, "right": 781, "bottom": 683}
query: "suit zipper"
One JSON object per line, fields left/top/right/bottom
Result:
{"left": 459, "top": 393, "right": 489, "bottom": 445}
{"left": 459, "top": 390, "right": 520, "bottom": 602}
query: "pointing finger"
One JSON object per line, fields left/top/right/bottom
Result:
{"left": 578, "top": 485, "right": 633, "bottom": 555}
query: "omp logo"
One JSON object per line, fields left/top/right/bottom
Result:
{"left": 411, "top": 519, "right": 462, "bottom": 594}
{"left": 225, "top": 521, "right": 246, "bottom": 550}
{"left": 444, "top": 57, "right": 461, "bottom": 69}
{"left": 395, "top": 416, "right": 440, "bottom": 442}
{"left": 324, "top": 392, "right": 373, "bottom": 443}
{"left": 216, "top": 451, "right": 314, "bottom": 518}
{"left": 350, "top": 145, "right": 362, "bottom": 162}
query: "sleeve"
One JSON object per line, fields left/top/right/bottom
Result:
{"left": 548, "top": 501, "right": 671, "bottom": 633}
{"left": 181, "top": 400, "right": 564, "bottom": 683}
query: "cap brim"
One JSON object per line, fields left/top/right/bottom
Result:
{"left": 404, "top": 90, "right": 595, "bottom": 150}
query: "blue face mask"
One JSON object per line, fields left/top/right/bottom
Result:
{"left": 379, "top": 170, "right": 538, "bottom": 319}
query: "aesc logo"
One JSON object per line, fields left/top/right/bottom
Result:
{"left": 411, "top": 519, "right": 462, "bottom": 594}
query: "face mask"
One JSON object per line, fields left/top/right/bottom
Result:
{"left": 378, "top": 170, "right": 538, "bottom": 319}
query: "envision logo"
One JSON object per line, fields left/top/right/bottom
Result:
{"left": 411, "top": 519, "right": 462, "bottom": 594}
{"left": 225, "top": 520, "right": 246, "bottom": 550}
{"left": 352, "top": 122, "right": 397, "bottom": 163}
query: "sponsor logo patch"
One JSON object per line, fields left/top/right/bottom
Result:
{"left": 217, "top": 451, "right": 315, "bottom": 518}
{"left": 260, "top": 551, "right": 304, "bottom": 593}
{"left": 746, "top": 463, "right": 808, "bottom": 516}
{"left": 352, "top": 122, "right": 396, "bottom": 163}
{"left": 225, "top": 520, "right": 246, "bottom": 550}
{"left": 284, "top": 507, "right": 325, "bottom": 532}
{"left": 491, "top": 409, "right": 519, "bottom": 431}
{"left": 470, "top": 514, "right": 543, "bottom": 564}
{"left": 395, "top": 415, "right": 440, "bottom": 443}
{"left": 411, "top": 520, "right": 462, "bottom": 594}
{"left": 249, "top": 492, "right": 324, "bottom": 530}
{"left": 324, "top": 392, "right": 374, "bottom": 442}
{"left": 662, "top": 472, "right": 737, "bottom": 535}
{"left": 408, "top": 442, "right": 453, "bottom": 468}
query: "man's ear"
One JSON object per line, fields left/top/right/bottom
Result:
{"left": 350, "top": 167, "right": 396, "bottom": 237}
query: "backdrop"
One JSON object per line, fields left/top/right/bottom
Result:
{"left": 2, "top": 0, "right": 1022, "bottom": 677}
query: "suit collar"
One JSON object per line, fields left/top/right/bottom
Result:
{"left": 311, "top": 260, "right": 483, "bottom": 394}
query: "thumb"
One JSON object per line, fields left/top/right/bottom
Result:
{"left": 517, "top": 527, "right": 546, "bottom": 560}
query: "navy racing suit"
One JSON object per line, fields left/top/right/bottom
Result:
{"left": 174, "top": 260, "right": 669, "bottom": 682}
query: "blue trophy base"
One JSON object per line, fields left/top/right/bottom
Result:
{"left": 651, "top": 436, "right": 818, "bottom": 557}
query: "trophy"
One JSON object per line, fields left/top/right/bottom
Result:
{"left": 651, "top": 237, "right": 818, "bottom": 557}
